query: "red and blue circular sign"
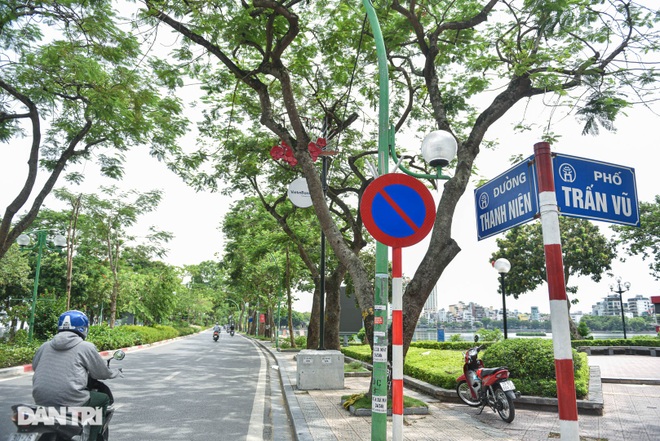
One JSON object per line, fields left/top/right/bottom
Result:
{"left": 360, "top": 173, "right": 436, "bottom": 248}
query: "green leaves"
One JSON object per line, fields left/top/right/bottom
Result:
{"left": 613, "top": 195, "right": 660, "bottom": 280}
{"left": 491, "top": 217, "right": 616, "bottom": 299}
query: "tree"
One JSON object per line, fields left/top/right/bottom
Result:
{"left": 138, "top": 0, "right": 659, "bottom": 357}
{"left": 491, "top": 217, "right": 616, "bottom": 338}
{"left": 613, "top": 195, "right": 660, "bottom": 280}
{"left": 79, "top": 187, "right": 172, "bottom": 327}
{"left": 0, "top": 0, "right": 188, "bottom": 260}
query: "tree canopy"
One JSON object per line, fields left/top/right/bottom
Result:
{"left": 0, "top": 0, "right": 188, "bottom": 259}
{"left": 137, "top": 0, "right": 659, "bottom": 351}
{"left": 613, "top": 195, "right": 660, "bottom": 280}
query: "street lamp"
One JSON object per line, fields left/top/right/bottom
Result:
{"left": 267, "top": 253, "right": 284, "bottom": 350}
{"left": 610, "top": 276, "right": 631, "bottom": 339}
{"left": 493, "top": 258, "right": 511, "bottom": 339}
{"left": 16, "top": 230, "right": 67, "bottom": 342}
{"left": 362, "top": 1, "right": 457, "bottom": 438}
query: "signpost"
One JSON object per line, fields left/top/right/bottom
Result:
{"left": 553, "top": 153, "right": 639, "bottom": 226}
{"left": 360, "top": 173, "right": 436, "bottom": 441}
{"left": 474, "top": 157, "right": 538, "bottom": 240}
{"left": 474, "top": 144, "right": 641, "bottom": 441}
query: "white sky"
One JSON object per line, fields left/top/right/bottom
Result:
{"left": 2, "top": 4, "right": 659, "bottom": 316}
{"left": 2, "top": 101, "right": 658, "bottom": 316}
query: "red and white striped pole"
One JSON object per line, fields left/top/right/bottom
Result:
{"left": 391, "top": 246, "right": 404, "bottom": 441}
{"left": 534, "top": 142, "right": 579, "bottom": 440}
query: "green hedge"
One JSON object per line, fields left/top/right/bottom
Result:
{"left": 411, "top": 340, "right": 494, "bottom": 351}
{"left": 0, "top": 342, "right": 41, "bottom": 369}
{"left": 0, "top": 324, "right": 197, "bottom": 368}
{"left": 343, "top": 338, "right": 590, "bottom": 399}
{"left": 571, "top": 336, "right": 660, "bottom": 348}
{"left": 482, "top": 339, "right": 589, "bottom": 399}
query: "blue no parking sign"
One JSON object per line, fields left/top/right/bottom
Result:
{"left": 360, "top": 173, "right": 436, "bottom": 248}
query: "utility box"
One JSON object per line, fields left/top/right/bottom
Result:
{"left": 296, "top": 349, "right": 344, "bottom": 390}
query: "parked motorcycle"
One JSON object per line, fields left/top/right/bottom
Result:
{"left": 213, "top": 331, "right": 220, "bottom": 342}
{"left": 456, "top": 337, "right": 519, "bottom": 423}
{"left": 9, "top": 349, "right": 125, "bottom": 441}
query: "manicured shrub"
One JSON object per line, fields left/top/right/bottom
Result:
{"left": 481, "top": 338, "right": 588, "bottom": 399}
{"left": 571, "top": 337, "right": 660, "bottom": 348}
{"left": 0, "top": 341, "right": 40, "bottom": 368}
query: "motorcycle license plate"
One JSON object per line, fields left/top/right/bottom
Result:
{"left": 9, "top": 434, "right": 40, "bottom": 441}
{"left": 500, "top": 380, "right": 515, "bottom": 392}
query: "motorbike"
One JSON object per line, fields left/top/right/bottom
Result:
{"left": 9, "top": 349, "right": 125, "bottom": 441}
{"left": 213, "top": 330, "right": 220, "bottom": 342}
{"left": 455, "top": 337, "right": 519, "bottom": 423}
{"left": 229, "top": 328, "right": 234, "bottom": 337}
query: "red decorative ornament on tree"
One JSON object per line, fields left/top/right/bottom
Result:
{"left": 269, "top": 137, "right": 335, "bottom": 166}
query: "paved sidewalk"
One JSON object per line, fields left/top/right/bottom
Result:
{"left": 266, "top": 344, "right": 660, "bottom": 441}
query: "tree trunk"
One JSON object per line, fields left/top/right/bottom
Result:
{"left": 323, "top": 266, "right": 347, "bottom": 350}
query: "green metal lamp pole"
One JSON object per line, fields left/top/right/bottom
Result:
{"left": 17, "top": 230, "right": 66, "bottom": 343}
{"left": 27, "top": 231, "right": 46, "bottom": 343}
{"left": 268, "top": 253, "right": 284, "bottom": 350}
{"left": 361, "top": 2, "right": 391, "bottom": 438}
{"left": 361, "top": 2, "right": 457, "bottom": 439}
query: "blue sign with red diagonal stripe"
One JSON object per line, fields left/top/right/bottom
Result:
{"left": 360, "top": 173, "right": 436, "bottom": 248}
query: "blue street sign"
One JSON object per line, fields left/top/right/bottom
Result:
{"left": 553, "top": 153, "right": 639, "bottom": 226}
{"left": 474, "top": 157, "right": 538, "bottom": 240}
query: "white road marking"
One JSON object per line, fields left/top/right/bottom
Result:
{"left": 164, "top": 371, "right": 181, "bottom": 381}
{"left": 246, "top": 340, "right": 267, "bottom": 441}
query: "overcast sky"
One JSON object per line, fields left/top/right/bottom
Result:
{"left": 2, "top": 6, "right": 659, "bottom": 316}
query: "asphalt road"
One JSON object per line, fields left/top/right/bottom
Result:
{"left": 0, "top": 330, "right": 293, "bottom": 441}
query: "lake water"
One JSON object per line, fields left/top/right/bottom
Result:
{"left": 412, "top": 329, "right": 658, "bottom": 342}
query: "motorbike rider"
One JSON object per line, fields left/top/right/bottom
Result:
{"left": 213, "top": 322, "right": 221, "bottom": 333}
{"left": 229, "top": 323, "right": 235, "bottom": 333}
{"left": 32, "top": 310, "right": 122, "bottom": 441}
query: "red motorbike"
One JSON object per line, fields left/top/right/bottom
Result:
{"left": 456, "top": 337, "right": 519, "bottom": 423}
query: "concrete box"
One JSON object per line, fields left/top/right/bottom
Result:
{"left": 296, "top": 349, "right": 344, "bottom": 390}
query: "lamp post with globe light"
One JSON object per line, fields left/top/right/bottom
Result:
{"left": 361, "top": 0, "right": 457, "bottom": 438}
{"left": 610, "top": 277, "right": 631, "bottom": 339}
{"left": 493, "top": 258, "right": 511, "bottom": 339}
{"left": 17, "top": 230, "right": 67, "bottom": 342}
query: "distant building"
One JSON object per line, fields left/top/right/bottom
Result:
{"left": 627, "top": 295, "right": 652, "bottom": 317}
{"left": 592, "top": 294, "right": 633, "bottom": 318}
{"left": 531, "top": 306, "right": 540, "bottom": 321}
{"left": 424, "top": 285, "right": 438, "bottom": 313}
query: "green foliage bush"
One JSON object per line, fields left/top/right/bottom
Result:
{"left": 571, "top": 336, "right": 660, "bottom": 348}
{"left": 344, "top": 339, "right": 590, "bottom": 399}
{"left": 0, "top": 325, "right": 199, "bottom": 367}
{"left": 482, "top": 338, "right": 588, "bottom": 399}
{"left": 0, "top": 341, "right": 40, "bottom": 369}
{"left": 411, "top": 340, "right": 493, "bottom": 351}
{"left": 295, "top": 335, "right": 307, "bottom": 348}
{"left": 477, "top": 328, "right": 503, "bottom": 341}
{"left": 342, "top": 345, "right": 372, "bottom": 363}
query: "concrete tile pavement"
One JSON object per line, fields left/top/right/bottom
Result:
{"left": 264, "top": 343, "right": 660, "bottom": 441}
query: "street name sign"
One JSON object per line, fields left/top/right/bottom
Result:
{"left": 474, "top": 157, "right": 538, "bottom": 240}
{"left": 360, "top": 173, "right": 436, "bottom": 248}
{"left": 553, "top": 153, "right": 640, "bottom": 227}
